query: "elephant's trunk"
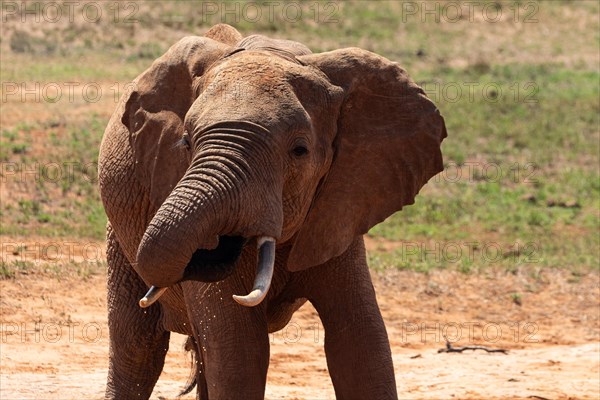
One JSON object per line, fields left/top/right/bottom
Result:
{"left": 135, "top": 122, "right": 283, "bottom": 291}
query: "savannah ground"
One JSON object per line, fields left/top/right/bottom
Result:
{"left": 1, "top": 250, "right": 599, "bottom": 399}
{"left": 1, "top": 1, "right": 599, "bottom": 399}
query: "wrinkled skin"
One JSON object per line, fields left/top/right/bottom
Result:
{"left": 98, "top": 24, "right": 447, "bottom": 399}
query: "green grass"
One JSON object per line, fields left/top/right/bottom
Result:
{"left": 0, "top": 260, "right": 34, "bottom": 279}
{"left": 0, "top": 259, "right": 106, "bottom": 280}
{"left": 0, "top": 117, "right": 107, "bottom": 239}
{"left": 0, "top": 262, "right": 17, "bottom": 279}
{"left": 0, "top": 0, "right": 597, "bottom": 273}
{"left": 369, "top": 61, "right": 599, "bottom": 272}
{"left": 2, "top": 52, "right": 149, "bottom": 82}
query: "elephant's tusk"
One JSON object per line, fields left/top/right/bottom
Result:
{"left": 233, "top": 236, "right": 276, "bottom": 307}
{"left": 139, "top": 286, "right": 168, "bottom": 308}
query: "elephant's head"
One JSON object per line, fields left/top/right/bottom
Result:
{"left": 122, "top": 27, "right": 447, "bottom": 307}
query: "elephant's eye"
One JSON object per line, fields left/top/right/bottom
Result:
{"left": 292, "top": 145, "right": 309, "bottom": 157}
{"left": 182, "top": 131, "right": 191, "bottom": 150}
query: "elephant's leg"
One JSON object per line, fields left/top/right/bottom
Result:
{"left": 182, "top": 274, "right": 270, "bottom": 400}
{"left": 195, "top": 349, "right": 209, "bottom": 400}
{"left": 105, "top": 225, "right": 170, "bottom": 400}
{"left": 306, "top": 237, "right": 397, "bottom": 399}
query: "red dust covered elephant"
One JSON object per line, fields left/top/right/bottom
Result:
{"left": 98, "top": 24, "right": 446, "bottom": 399}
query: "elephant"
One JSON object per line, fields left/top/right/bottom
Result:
{"left": 98, "top": 23, "right": 447, "bottom": 399}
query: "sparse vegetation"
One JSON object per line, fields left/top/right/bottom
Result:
{"left": 1, "top": 0, "right": 598, "bottom": 277}
{"left": 511, "top": 292, "right": 523, "bottom": 306}
{"left": 0, "top": 260, "right": 34, "bottom": 279}
{"left": 0, "top": 117, "right": 104, "bottom": 239}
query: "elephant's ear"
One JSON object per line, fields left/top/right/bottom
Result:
{"left": 121, "top": 36, "right": 231, "bottom": 208}
{"left": 287, "top": 48, "right": 448, "bottom": 271}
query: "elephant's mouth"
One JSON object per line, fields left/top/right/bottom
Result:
{"left": 139, "top": 235, "right": 276, "bottom": 309}
{"left": 182, "top": 235, "right": 248, "bottom": 282}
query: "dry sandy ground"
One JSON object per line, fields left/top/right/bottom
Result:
{"left": 0, "top": 240, "right": 598, "bottom": 400}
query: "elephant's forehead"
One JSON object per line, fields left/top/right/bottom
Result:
{"left": 189, "top": 59, "right": 313, "bottom": 134}
{"left": 206, "top": 52, "right": 306, "bottom": 92}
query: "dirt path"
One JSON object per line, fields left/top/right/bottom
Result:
{"left": 1, "top": 253, "right": 598, "bottom": 399}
